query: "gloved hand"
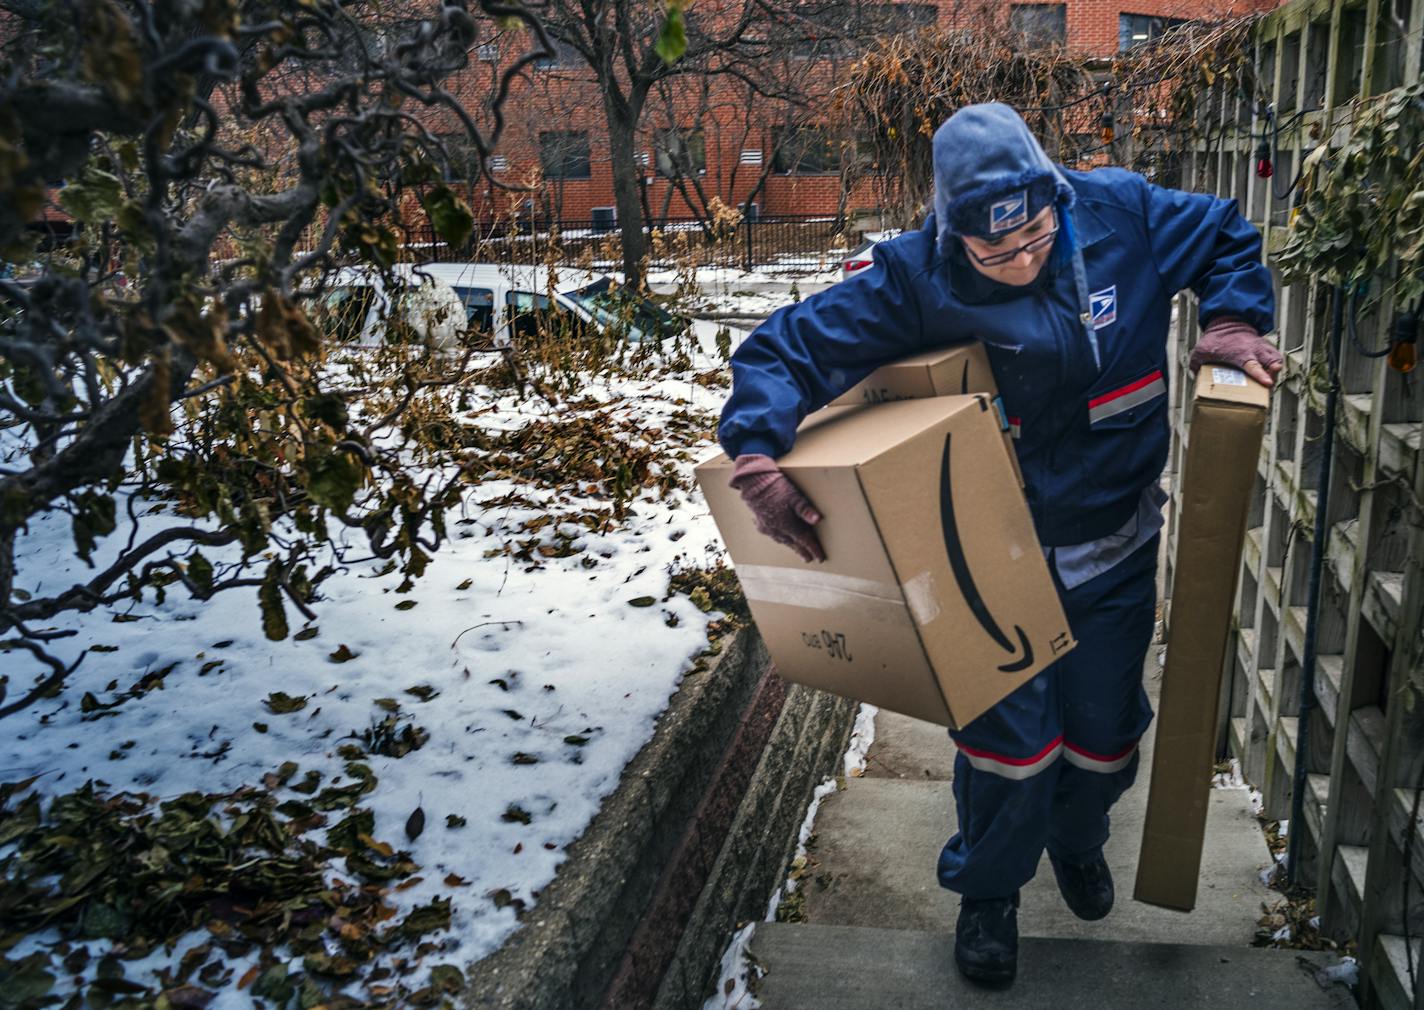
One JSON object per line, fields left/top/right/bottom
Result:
{"left": 729, "top": 454, "right": 826, "bottom": 563}
{"left": 1189, "top": 316, "right": 1283, "bottom": 387}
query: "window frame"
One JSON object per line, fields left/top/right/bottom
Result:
{"left": 771, "top": 125, "right": 840, "bottom": 176}
{"left": 654, "top": 127, "right": 708, "bottom": 178}
{"left": 538, "top": 130, "right": 592, "bottom": 181}
{"left": 1118, "top": 11, "right": 1190, "bottom": 51}
{"left": 1009, "top": 3, "right": 1067, "bottom": 47}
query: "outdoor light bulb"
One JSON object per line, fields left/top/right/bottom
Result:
{"left": 1254, "top": 138, "right": 1273, "bottom": 178}
{"left": 1101, "top": 113, "right": 1115, "bottom": 145}
{"left": 1388, "top": 340, "right": 1416, "bottom": 373}
{"left": 1389, "top": 311, "right": 1419, "bottom": 373}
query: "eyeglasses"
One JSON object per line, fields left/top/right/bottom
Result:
{"left": 962, "top": 222, "right": 1059, "bottom": 268}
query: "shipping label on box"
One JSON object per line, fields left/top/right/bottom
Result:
{"left": 1134, "top": 367, "right": 1269, "bottom": 912}
{"left": 697, "top": 395, "right": 1073, "bottom": 729}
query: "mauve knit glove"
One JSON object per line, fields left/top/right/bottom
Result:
{"left": 729, "top": 454, "right": 826, "bottom": 564}
{"left": 1189, "top": 316, "right": 1284, "bottom": 387}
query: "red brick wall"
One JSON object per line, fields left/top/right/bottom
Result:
{"left": 451, "top": 0, "right": 1283, "bottom": 223}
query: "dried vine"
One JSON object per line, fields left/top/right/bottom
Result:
{"left": 834, "top": 11, "right": 1265, "bottom": 224}
{"left": 1278, "top": 83, "right": 1424, "bottom": 309}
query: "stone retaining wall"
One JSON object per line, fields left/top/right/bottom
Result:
{"left": 464, "top": 627, "right": 858, "bottom": 1010}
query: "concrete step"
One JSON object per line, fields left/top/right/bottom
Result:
{"left": 801, "top": 774, "right": 1270, "bottom": 945}
{"left": 749, "top": 923, "right": 1355, "bottom": 1009}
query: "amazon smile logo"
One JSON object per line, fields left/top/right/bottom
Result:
{"left": 938, "top": 431, "right": 1034, "bottom": 673}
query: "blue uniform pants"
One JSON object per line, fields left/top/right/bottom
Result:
{"left": 937, "top": 535, "right": 1159, "bottom": 899}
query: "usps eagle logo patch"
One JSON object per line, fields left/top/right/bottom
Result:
{"left": 989, "top": 191, "right": 1028, "bottom": 234}
{"left": 1090, "top": 286, "right": 1118, "bottom": 329}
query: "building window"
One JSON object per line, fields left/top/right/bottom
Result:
{"left": 539, "top": 131, "right": 591, "bottom": 180}
{"left": 861, "top": 3, "right": 938, "bottom": 36}
{"left": 1010, "top": 4, "right": 1066, "bottom": 46}
{"left": 438, "top": 132, "right": 481, "bottom": 180}
{"left": 786, "top": 7, "right": 857, "bottom": 58}
{"left": 591, "top": 207, "right": 616, "bottom": 232}
{"left": 1119, "top": 13, "right": 1189, "bottom": 50}
{"left": 772, "top": 125, "right": 838, "bottom": 175}
{"left": 655, "top": 128, "right": 707, "bottom": 177}
{"left": 534, "top": 37, "right": 579, "bottom": 68}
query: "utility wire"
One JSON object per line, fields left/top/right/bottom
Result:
{"left": 1346, "top": 284, "right": 1395, "bottom": 358}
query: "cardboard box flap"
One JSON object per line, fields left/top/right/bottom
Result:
{"left": 775, "top": 397, "right": 985, "bottom": 469}
{"left": 830, "top": 342, "right": 996, "bottom": 407}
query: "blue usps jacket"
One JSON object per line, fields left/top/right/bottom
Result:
{"left": 717, "top": 167, "right": 1275, "bottom": 548}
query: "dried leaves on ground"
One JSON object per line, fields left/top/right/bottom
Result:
{"left": 0, "top": 768, "right": 465, "bottom": 1010}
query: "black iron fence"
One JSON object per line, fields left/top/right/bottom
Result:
{"left": 403, "top": 214, "right": 863, "bottom": 274}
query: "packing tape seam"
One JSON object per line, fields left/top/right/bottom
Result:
{"left": 735, "top": 564, "right": 903, "bottom": 602}
{"left": 739, "top": 585, "right": 911, "bottom": 610}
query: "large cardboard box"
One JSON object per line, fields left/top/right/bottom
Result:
{"left": 696, "top": 395, "right": 1075, "bottom": 729}
{"left": 1134, "top": 367, "right": 1269, "bottom": 911}
{"left": 829, "top": 343, "right": 996, "bottom": 406}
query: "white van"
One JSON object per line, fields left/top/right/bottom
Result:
{"left": 419, "top": 263, "right": 684, "bottom": 347}
{"left": 313, "top": 263, "right": 685, "bottom": 350}
{"left": 313, "top": 265, "right": 468, "bottom": 350}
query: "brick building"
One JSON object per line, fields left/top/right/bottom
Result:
{"left": 454, "top": 0, "right": 1279, "bottom": 224}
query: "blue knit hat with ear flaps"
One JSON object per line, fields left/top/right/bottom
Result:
{"left": 932, "top": 103, "right": 1075, "bottom": 254}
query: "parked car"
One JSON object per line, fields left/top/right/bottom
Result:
{"left": 313, "top": 262, "right": 688, "bottom": 351}
{"left": 419, "top": 262, "right": 687, "bottom": 348}
{"left": 312, "top": 265, "right": 468, "bottom": 350}
{"left": 839, "top": 230, "right": 900, "bottom": 282}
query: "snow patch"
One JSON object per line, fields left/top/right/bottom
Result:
{"left": 1211, "top": 758, "right": 1248, "bottom": 790}
{"left": 1314, "top": 956, "right": 1358, "bottom": 987}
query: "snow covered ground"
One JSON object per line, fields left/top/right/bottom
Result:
{"left": 646, "top": 266, "right": 840, "bottom": 321}
{"left": 0, "top": 303, "right": 785, "bottom": 1005}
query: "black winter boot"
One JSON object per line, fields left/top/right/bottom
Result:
{"left": 954, "top": 892, "right": 1018, "bottom": 986}
{"left": 1049, "top": 851, "right": 1115, "bottom": 921}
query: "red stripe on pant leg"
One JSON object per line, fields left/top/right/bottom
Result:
{"left": 958, "top": 734, "right": 1065, "bottom": 766}
{"left": 1063, "top": 739, "right": 1138, "bottom": 773}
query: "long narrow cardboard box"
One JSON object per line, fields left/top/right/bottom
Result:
{"left": 1134, "top": 366, "right": 1269, "bottom": 911}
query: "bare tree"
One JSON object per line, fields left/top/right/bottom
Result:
{"left": 0, "top": 0, "right": 545, "bottom": 715}
{"left": 521, "top": 0, "right": 866, "bottom": 287}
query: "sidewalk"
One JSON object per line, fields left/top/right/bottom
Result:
{"left": 746, "top": 656, "right": 1357, "bottom": 1007}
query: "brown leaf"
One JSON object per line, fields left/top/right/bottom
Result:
{"left": 356, "top": 832, "right": 394, "bottom": 857}
{"left": 161, "top": 985, "right": 216, "bottom": 1009}
{"left": 263, "top": 691, "right": 308, "bottom": 714}
{"left": 328, "top": 644, "right": 359, "bottom": 663}
{"left": 406, "top": 805, "right": 426, "bottom": 841}
{"left": 138, "top": 350, "right": 175, "bottom": 436}
{"left": 443, "top": 873, "right": 471, "bottom": 887}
